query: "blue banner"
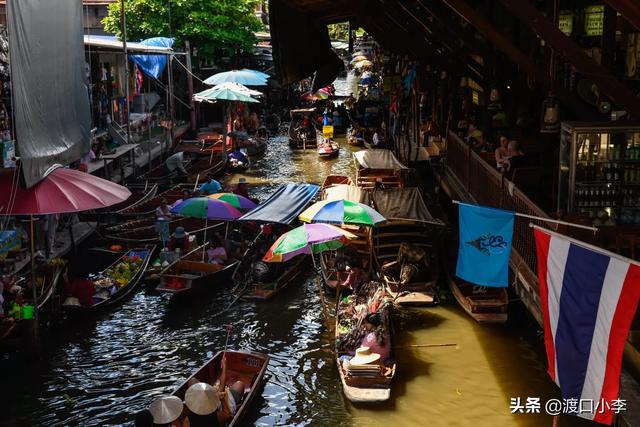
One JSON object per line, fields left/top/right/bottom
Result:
{"left": 130, "top": 37, "right": 175, "bottom": 79}
{"left": 456, "top": 203, "right": 514, "bottom": 287}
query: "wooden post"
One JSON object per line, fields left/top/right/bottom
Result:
{"left": 603, "top": 0, "right": 640, "bottom": 31}
{"left": 185, "top": 41, "right": 197, "bottom": 132}
{"left": 120, "top": 0, "right": 131, "bottom": 146}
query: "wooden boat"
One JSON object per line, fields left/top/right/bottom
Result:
{"left": 119, "top": 184, "right": 194, "bottom": 218}
{"left": 335, "top": 283, "right": 395, "bottom": 403}
{"left": 170, "top": 350, "right": 269, "bottom": 427}
{"left": 242, "top": 255, "right": 307, "bottom": 300}
{"left": 137, "top": 154, "right": 227, "bottom": 185}
{"left": 80, "top": 184, "right": 159, "bottom": 222}
{"left": 0, "top": 262, "right": 63, "bottom": 343}
{"left": 380, "top": 256, "right": 439, "bottom": 306}
{"left": 317, "top": 138, "right": 340, "bottom": 158}
{"left": 347, "top": 129, "right": 365, "bottom": 147}
{"left": 354, "top": 150, "right": 405, "bottom": 189}
{"left": 288, "top": 108, "right": 317, "bottom": 149}
{"left": 321, "top": 175, "right": 353, "bottom": 192}
{"left": 156, "top": 243, "right": 240, "bottom": 300}
{"left": 237, "top": 135, "right": 267, "bottom": 156}
{"left": 62, "top": 246, "right": 154, "bottom": 314}
{"left": 449, "top": 273, "right": 508, "bottom": 324}
{"left": 105, "top": 217, "right": 219, "bottom": 245}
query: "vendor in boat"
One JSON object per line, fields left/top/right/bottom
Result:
{"left": 184, "top": 382, "right": 222, "bottom": 427}
{"left": 341, "top": 260, "right": 369, "bottom": 293}
{"left": 165, "top": 151, "right": 188, "bottom": 176}
{"left": 298, "top": 115, "right": 312, "bottom": 138}
{"left": 63, "top": 266, "right": 95, "bottom": 307}
{"left": 207, "top": 236, "right": 228, "bottom": 265}
{"left": 156, "top": 198, "right": 173, "bottom": 221}
{"left": 168, "top": 227, "right": 189, "bottom": 253}
{"left": 149, "top": 395, "right": 184, "bottom": 427}
{"left": 198, "top": 174, "right": 222, "bottom": 196}
{"left": 360, "top": 312, "right": 391, "bottom": 361}
{"left": 232, "top": 177, "right": 250, "bottom": 199}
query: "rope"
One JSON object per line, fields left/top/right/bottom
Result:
{"left": 173, "top": 56, "right": 205, "bottom": 84}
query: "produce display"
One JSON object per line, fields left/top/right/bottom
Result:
{"left": 90, "top": 253, "right": 146, "bottom": 290}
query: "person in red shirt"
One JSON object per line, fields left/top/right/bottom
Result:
{"left": 63, "top": 268, "right": 95, "bottom": 307}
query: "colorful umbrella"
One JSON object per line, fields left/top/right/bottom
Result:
{"left": 194, "top": 84, "right": 260, "bottom": 104}
{"left": 0, "top": 167, "right": 131, "bottom": 215}
{"left": 170, "top": 197, "right": 242, "bottom": 220}
{"left": 263, "top": 223, "right": 357, "bottom": 263}
{"left": 299, "top": 199, "right": 386, "bottom": 226}
{"left": 302, "top": 90, "right": 328, "bottom": 101}
{"left": 203, "top": 69, "right": 268, "bottom": 86}
{"left": 208, "top": 193, "right": 256, "bottom": 210}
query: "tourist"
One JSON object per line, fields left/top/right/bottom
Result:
{"left": 168, "top": 227, "right": 189, "bottom": 253}
{"left": 198, "top": 175, "right": 222, "bottom": 196}
{"left": 165, "top": 151, "right": 188, "bottom": 176}
{"left": 360, "top": 312, "right": 391, "bottom": 360}
{"left": 156, "top": 198, "right": 173, "bottom": 221}
{"left": 149, "top": 395, "right": 184, "bottom": 427}
{"left": 207, "top": 236, "right": 228, "bottom": 265}
{"left": 494, "top": 135, "right": 509, "bottom": 172}
{"left": 184, "top": 382, "right": 221, "bottom": 427}
{"left": 134, "top": 409, "right": 154, "bottom": 427}
{"left": 217, "top": 380, "right": 245, "bottom": 422}
{"left": 503, "top": 140, "right": 526, "bottom": 175}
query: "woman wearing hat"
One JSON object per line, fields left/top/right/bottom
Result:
{"left": 360, "top": 312, "right": 391, "bottom": 360}
{"left": 232, "top": 177, "right": 250, "bottom": 199}
{"left": 149, "top": 396, "right": 184, "bottom": 427}
{"left": 184, "top": 382, "right": 222, "bottom": 427}
{"left": 167, "top": 227, "right": 189, "bottom": 253}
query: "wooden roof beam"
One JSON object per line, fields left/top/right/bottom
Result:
{"left": 603, "top": 0, "right": 640, "bottom": 31}
{"left": 440, "top": 0, "right": 596, "bottom": 120}
{"left": 495, "top": 0, "right": 640, "bottom": 119}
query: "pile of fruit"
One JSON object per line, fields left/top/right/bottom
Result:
{"left": 98, "top": 254, "right": 144, "bottom": 288}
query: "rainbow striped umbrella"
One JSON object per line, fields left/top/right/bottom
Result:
{"left": 299, "top": 199, "right": 385, "bottom": 227}
{"left": 170, "top": 197, "right": 242, "bottom": 220}
{"left": 263, "top": 223, "right": 357, "bottom": 263}
{"left": 208, "top": 192, "right": 256, "bottom": 210}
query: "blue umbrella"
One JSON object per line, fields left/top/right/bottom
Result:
{"left": 240, "top": 69, "right": 270, "bottom": 80}
{"left": 204, "top": 70, "right": 268, "bottom": 86}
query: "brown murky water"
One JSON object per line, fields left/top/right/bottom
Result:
{"left": 1, "top": 135, "right": 591, "bottom": 426}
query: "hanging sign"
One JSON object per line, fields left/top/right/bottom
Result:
{"left": 558, "top": 11, "right": 574, "bottom": 36}
{"left": 584, "top": 5, "right": 604, "bottom": 37}
{"left": 323, "top": 125, "right": 334, "bottom": 138}
{"left": 0, "top": 230, "right": 19, "bottom": 260}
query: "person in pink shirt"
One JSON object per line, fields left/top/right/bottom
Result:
{"left": 360, "top": 312, "right": 391, "bottom": 361}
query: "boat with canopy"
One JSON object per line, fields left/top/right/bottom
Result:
{"left": 353, "top": 149, "right": 407, "bottom": 189}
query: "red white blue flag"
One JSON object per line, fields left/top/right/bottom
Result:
{"left": 534, "top": 226, "right": 640, "bottom": 424}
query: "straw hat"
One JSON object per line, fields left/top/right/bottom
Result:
{"left": 149, "top": 396, "right": 183, "bottom": 424}
{"left": 184, "top": 382, "right": 221, "bottom": 415}
{"left": 350, "top": 346, "right": 381, "bottom": 366}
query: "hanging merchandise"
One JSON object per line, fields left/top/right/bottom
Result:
{"left": 540, "top": 93, "right": 560, "bottom": 133}
{"left": 487, "top": 86, "right": 502, "bottom": 111}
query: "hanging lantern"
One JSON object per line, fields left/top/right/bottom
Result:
{"left": 540, "top": 93, "right": 560, "bottom": 133}
{"left": 487, "top": 87, "right": 501, "bottom": 111}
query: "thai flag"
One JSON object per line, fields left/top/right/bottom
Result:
{"left": 534, "top": 226, "right": 640, "bottom": 424}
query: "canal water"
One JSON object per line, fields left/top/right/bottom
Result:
{"left": 1, "top": 136, "right": 591, "bottom": 426}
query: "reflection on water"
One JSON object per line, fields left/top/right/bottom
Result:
{"left": 1, "top": 136, "right": 591, "bottom": 426}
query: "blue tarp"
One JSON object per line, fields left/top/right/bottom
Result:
{"left": 130, "top": 37, "right": 174, "bottom": 78}
{"left": 239, "top": 183, "right": 320, "bottom": 224}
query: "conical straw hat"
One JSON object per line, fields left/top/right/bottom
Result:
{"left": 149, "top": 396, "right": 183, "bottom": 424}
{"left": 349, "top": 346, "right": 381, "bottom": 366}
{"left": 185, "top": 382, "right": 221, "bottom": 415}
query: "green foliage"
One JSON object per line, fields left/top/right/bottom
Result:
{"left": 103, "top": 0, "right": 262, "bottom": 57}
{"left": 328, "top": 22, "right": 349, "bottom": 42}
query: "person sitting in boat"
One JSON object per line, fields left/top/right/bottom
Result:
{"left": 168, "top": 227, "right": 189, "bottom": 253}
{"left": 207, "top": 236, "right": 228, "bottom": 265}
{"left": 149, "top": 395, "right": 184, "bottom": 427}
{"left": 341, "top": 260, "right": 369, "bottom": 294}
{"left": 184, "top": 382, "right": 222, "bottom": 427}
{"left": 232, "top": 177, "right": 250, "bottom": 199}
{"left": 156, "top": 198, "right": 173, "bottom": 221}
{"left": 360, "top": 312, "right": 391, "bottom": 361}
{"left": 165, "top": 151, "right": 188, "bottom": 176}
{"left": 198, "top": 175, "right": 222, "bottom": 196}
{"left": 297, "top": 116, "right": 312, "bottom": 139}
{"left": 351, "top": 126, "right": 365, "bottom": 144}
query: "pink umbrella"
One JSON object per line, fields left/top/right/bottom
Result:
{"left": 0, "top": 167, "right": 132, "bottom": 215}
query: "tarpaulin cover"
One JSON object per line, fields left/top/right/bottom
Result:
{"left": 239, "top": 183, "right": 320, "bottom": 225}
{"left": 372, "top": 188, "right": 441, "bottom": 224}
{"left": 130, "top": 37, "right": 174, "bottom": 78}
{"left": 8, "top": 0, "right": 91, "bottom": 188}
{"left": 324, "top": 185, "right": 372, "bottom": 205}
{"left": 354, "top": 149, "right": 408, "bottom": 170}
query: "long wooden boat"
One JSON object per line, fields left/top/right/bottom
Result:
{"left": 62, "top": 246, "right": 154, "bottom": 314}
{"left": 237, "top": 135, "right": 267, "bottom": 156}
{"left": 317, "top": 138, "right": 340, "bottom": 159}
{"left": 170, "top": 350, "right": 269, "bottom": 427}
{"left": 321, "top": 175, "right": 353, "bottom": 192}
{"left": 0, "top": 262, "right": 63, "bottom": 343}
{"left": 335, "top": 283, "right": 395, "bottom": 403}
{"left": 105, "top": 217, "right": 218, "bottom": 245}
{"left": 137, "top": 154, "right": 227, "bottom": 185}
{"left": 80, "top": 184, "right": 159, "bottom": 222}
{"left": 119, "top": 184, "right": 194, "bottom": 218}
{"left": 288, "top": 108, "right": 318, "bottom": 149}
{"left": 449, "top": 272, "right": 508, "bottom": 324}
{"left": 242, "top": 255, "right": 307, "bottom": 300}
{"left": 156, "top": 243, "right": 240, "bottom": 300}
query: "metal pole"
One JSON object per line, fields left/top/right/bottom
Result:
{"left": 185, "top": 41, "right": 196, "bottom": 132}
{"left": 120, "top": 0, "right": 131, "bottom": 146}
{"left": 168, "top": 56, "right": 176, "bottom": 149}
{"left": 29, "top": 216, "right": 38, "bottom": 323}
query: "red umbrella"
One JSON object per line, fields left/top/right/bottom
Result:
{"left": 0, "top": 167, "right": 131, "bottom": 215}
